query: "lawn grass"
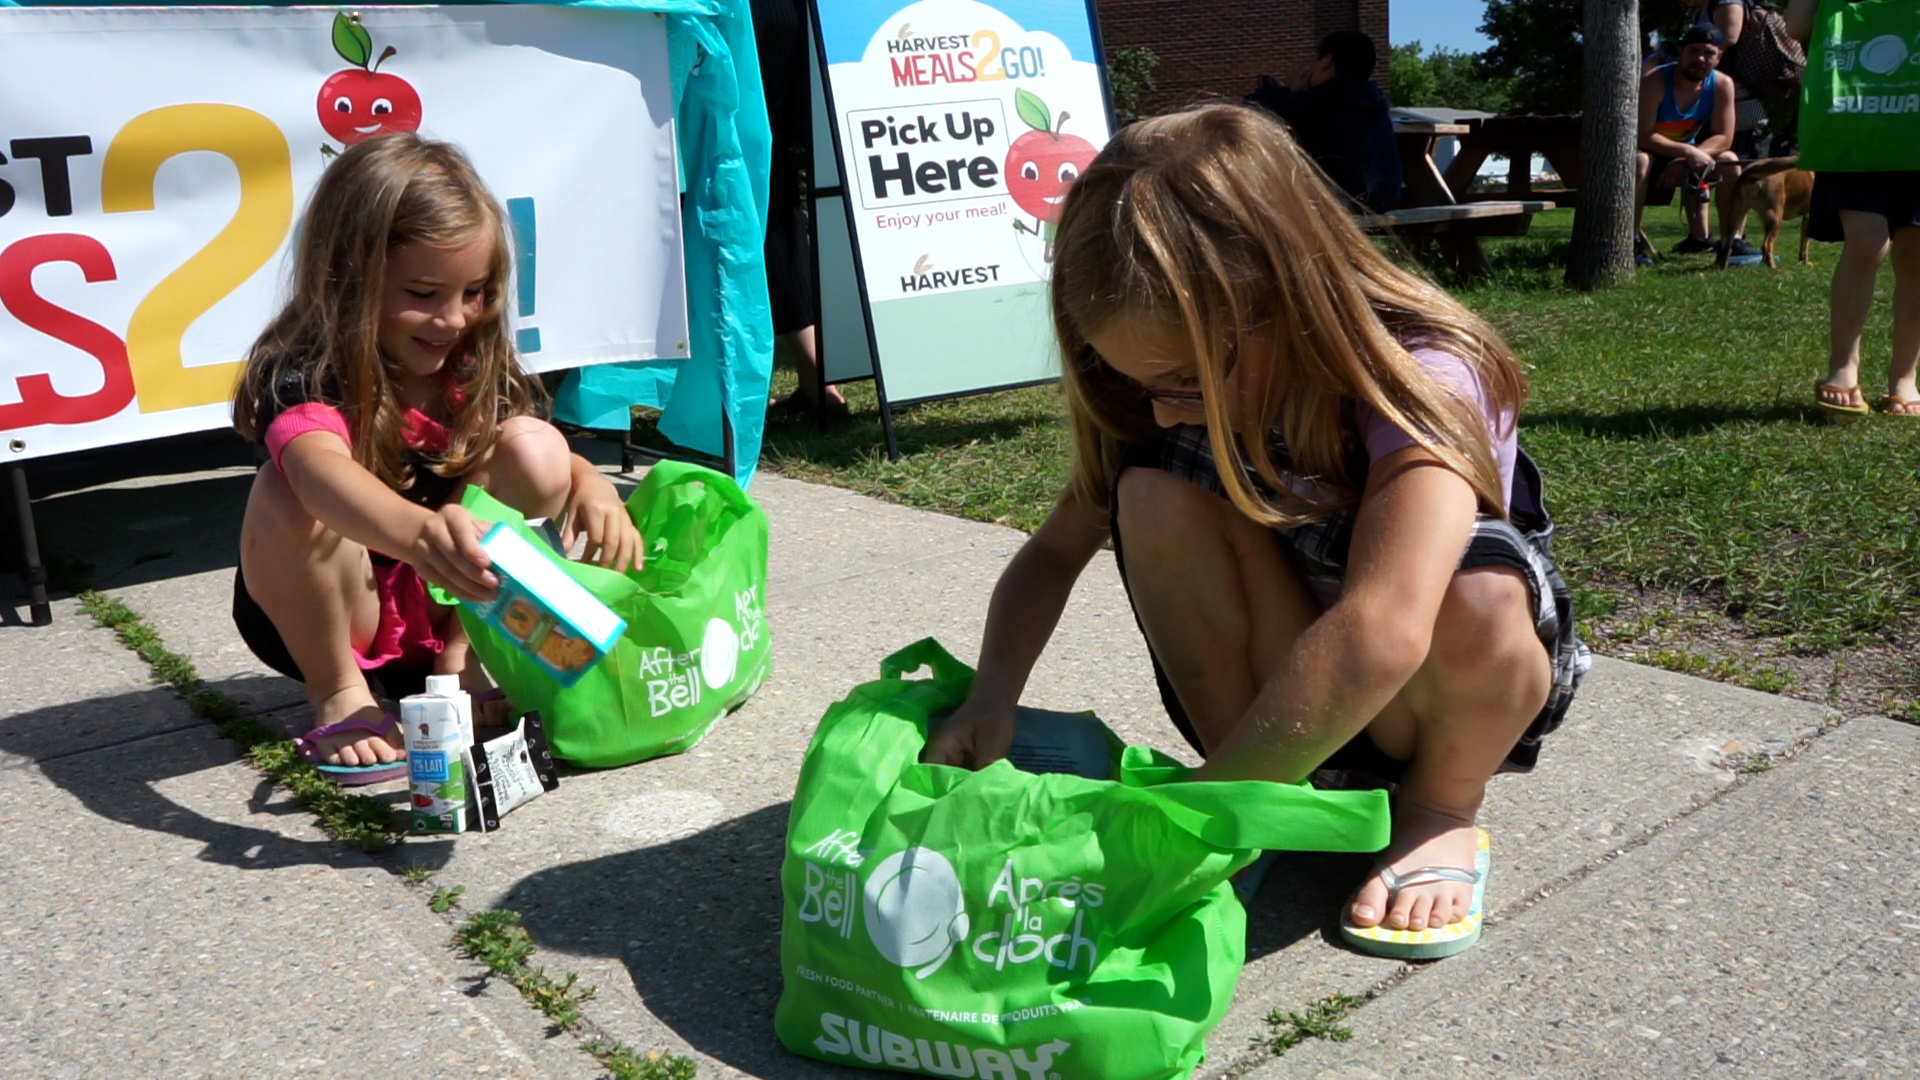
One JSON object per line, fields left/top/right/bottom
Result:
{"left": 743, "top": 206, "right": 1918, "bottom": 666}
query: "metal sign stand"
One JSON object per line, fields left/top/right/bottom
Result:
{"left": 6, "top": 462, "right": 53, "bottom": 626}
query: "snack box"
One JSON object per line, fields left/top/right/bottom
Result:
{"left": 466, "top": 523, "right": 627, "bottom": 687}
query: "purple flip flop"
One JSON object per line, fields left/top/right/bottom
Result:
{"left": 296, "top": 712, "right": 409, "bottom": 786}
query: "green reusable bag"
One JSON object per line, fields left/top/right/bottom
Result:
{"left": 447, "top": 461, "right": 770, "bottom": 768}
{"left": 1798, "top": 0, "right": 1920, "bottom": 171}
{"left": 774, "top": 640, "right": 1392, "bottom": 1080}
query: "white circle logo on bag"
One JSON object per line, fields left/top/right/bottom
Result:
{"left": 1861, "top": 35, "right": 1909, "bottom": 75}
{"left": 699, "top": 617, "right": 739, "bottom": 690}
{"left": 862, "top": 847, "right": 970, "bottom": 979}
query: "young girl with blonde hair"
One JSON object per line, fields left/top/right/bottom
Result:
{"left": 925, "top": 106, "right": 1590, "bottom": 957}
{"left": 232, "top": 134, "right": 639, "bottom": 784}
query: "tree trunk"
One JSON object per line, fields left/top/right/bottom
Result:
{"left": 1566, "top": 0, "right": 1641, "bottom": 290}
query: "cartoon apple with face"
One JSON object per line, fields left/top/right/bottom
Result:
{"left": 317, "top": 13, "right": 422, "bottom": 155}
{"left": 1006, "top": 88, "right": 1098, "bottom": 261}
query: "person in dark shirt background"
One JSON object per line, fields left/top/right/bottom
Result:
{"left": 1245, "top": 30, "right": 1404, "bottom": 213}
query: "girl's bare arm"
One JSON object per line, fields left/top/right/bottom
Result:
{"left": 1193, "top": 447, "right": 1478, "bottom": 783}
{"left": 278, "top": 430, "right": 498, "bottom": 601}
{"left": 922, "top": 486, "right": 1109, "bottom": 767}
{"left": 563, "top": 454, "right": 641, "bottom": 572}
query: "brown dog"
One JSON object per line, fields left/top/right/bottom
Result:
{"left": 1716, "top": 156, "right": 1815, "bottom": 268}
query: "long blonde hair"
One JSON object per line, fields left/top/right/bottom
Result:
{"left": 1052, "top": 105, "right": 1525, "bottom": 525}
{"left": 234, "top": 134, "right": 538, "bottom": 490}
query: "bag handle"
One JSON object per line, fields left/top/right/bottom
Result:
{"left": 1120, "top": 748, "right": 1391, "bottom": 853}
{"left": 879, "top": 638, "right": 974, "bottom": 685}
{"left": 639, "top": 459, "right": 756, "bottom": 516}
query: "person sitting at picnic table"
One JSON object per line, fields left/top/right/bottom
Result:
{"left": 1244, "top": 30, "right": 1403, "bottom": 213}
{"left": 1634, "top": 25, "right": 1745, "bottom": 263}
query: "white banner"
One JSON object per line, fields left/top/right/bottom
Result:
{"left": 0, "top": 5, "right": 686, "bottom": 461}
{"left": 816, "top": 0, "right": 1109, "bottom": 403}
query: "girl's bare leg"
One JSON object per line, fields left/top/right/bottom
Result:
{"left": 1118, "top": 467, "right": 1551, "bottom": 934}
{"left": 465, "top": 415, "right": 574, "bottom": 522}
{"left": 239, "top": 464, "right": 394, "bottom": 766}
{"left": 1827, "top": 210, "right": 1892, "bottom": 396}
{"left": 1888, "top": 226, "right": 1920, "bottom": 401}
{"left": 1350, "top": 567, "right": 1549, "bottom": 932}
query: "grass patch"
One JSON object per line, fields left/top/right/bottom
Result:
{"left": 450, "top": 907, "right": 697, "bottom": 1077}
{"left": 754, "top": 209, "right": 1920, "bottom": 662}
{"left": 77, "top": 590, "right": 400, "bottom": 851}
{"left": 1255, "top": 992, "right": 1359, "bottom": 1056}
{"left": 1638, "top": 648, "right": 1795, "bottom": 694}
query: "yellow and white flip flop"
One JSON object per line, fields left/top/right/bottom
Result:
{"left": 1340, "top": 828, "right": 1490, "bottom": 960}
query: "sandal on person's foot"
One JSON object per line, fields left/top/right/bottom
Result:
{"left": 770, "top": 390, "right": 852, "bottom": 423}
{"left": 1340, "top": 828, "right": 1490, "bottom": 960}
{"left": 1815, "top": 382, "right": 1871, "bottom": 417}
{"left": 1874, "top": 394, "right": 1920, "bottom": 417}
{"left": 296, "top": 712, "right": 409, "bottom": 786}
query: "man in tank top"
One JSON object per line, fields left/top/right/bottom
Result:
{"left": 1634, "top": 24, "right": 1740, "bottom": 261}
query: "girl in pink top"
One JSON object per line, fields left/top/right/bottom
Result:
{"left": 231, "top": 135, "right": 640, "bottom": 784}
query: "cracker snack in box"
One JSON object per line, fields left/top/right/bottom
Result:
{"left": 466, "top": 523, "right": 627, "bottom": 686}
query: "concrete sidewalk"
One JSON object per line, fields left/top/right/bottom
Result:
{"left": 1, "top": 432, "right": 1907, "bottom": 1078}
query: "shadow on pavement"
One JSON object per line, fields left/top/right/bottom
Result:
{"left": 0, "top": 680, "right": 441, "bottom": 875}
{"left": 499, "top": 803, "right": 1360, "bottom": 1077}
{"left": 1, "top": 430, "right": 256, "bottom": 619}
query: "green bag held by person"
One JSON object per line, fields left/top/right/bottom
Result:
{"left": 1798, "top": 0, "right": 1920, "bottom": 172}
{"left": 774, "top": 640, "right": 1391, "bottom": 1080}
{"left": 445, "top": 461, "right": 771, "bottom": 768}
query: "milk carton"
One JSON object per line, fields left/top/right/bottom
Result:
{"left": 402, "top": 676, "right": 474, "bottom": 834}
{"left": 464, "top": 524, "right": 627, "bottom": 687}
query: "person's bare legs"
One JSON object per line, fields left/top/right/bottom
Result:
{"left": 453, "top": 414, "right": 577, "bottom": 710}
{"left": 239, "top": 464, "right": 392, "bottom": 766}
{"left": 771, "top": 326, "right": 848, "bottom": 412}
{"left": 1887, "top": 226, "right": 1920, "bottom": 403}
{"left": 1824, "top": 210, "right": 1892, "bottom": 409}
{"left": 1633, "top": 152, "right": 1655, "bottom": 253}
{"left": 1348, "top": 568, "right": 1548, "bottom": 931}
{"left": 1116, "top": 466, "right": 1550, "bottom": 933}
{"left": 1114, "top": 468, "right": 1317, "bottom": 751}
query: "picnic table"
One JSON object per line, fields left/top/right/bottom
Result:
{"left": 1364, "top": 121, "right": 1554, "bottom": 281}
{"left": 1442, "top": 114, "right": 1582, "bottom": 207}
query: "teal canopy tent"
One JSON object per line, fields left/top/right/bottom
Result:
{"left": 3, "top": 0, "right": 775, "bottom": 487}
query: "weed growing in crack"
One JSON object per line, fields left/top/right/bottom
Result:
{"left": 452, "top": 908, "right": 693, "bottom": 1074}
{"left": 428, "top": 885, "right": 466, "bottom": 913}
{"left": 1256, "top": 992, "right": 1359, "bottom": 1056}
{"left": 77, "top": 590, "right": 399, "bottom": 850}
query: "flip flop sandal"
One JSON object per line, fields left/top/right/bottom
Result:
{"left": 1340, "top": 828, "right": 1490, "bottom": 960}
{"left": 296, "top": 712, "right": 409, "bottom": 786}
{"left": 1815, "top": 382, "right": 1871, "bottom": 417}
{"left": 1874, "top": 394, "right": 1920, "bottom": 417}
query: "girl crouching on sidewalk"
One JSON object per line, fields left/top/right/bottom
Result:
{"left": 925, "top": 106, "right": 1589, "bottom": 957}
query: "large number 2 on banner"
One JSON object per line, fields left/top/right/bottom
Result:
{"left": 102, "top": 104, "right": 292, "bottom": 414}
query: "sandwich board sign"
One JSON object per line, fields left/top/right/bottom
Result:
{"left": 808, "top": 0, "right": 1112, "bottom": 455}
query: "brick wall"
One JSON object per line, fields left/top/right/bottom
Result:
{"left": 1096, "top": 0, "right": 1391, "bottom": 116}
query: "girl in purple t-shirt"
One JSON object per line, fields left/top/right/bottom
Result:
{"left": 926, "top": 106, "right": 1590, "bottom": 959}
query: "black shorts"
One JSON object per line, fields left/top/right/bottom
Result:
{"left": 1109, "top": 426, "right": 1591, "bottom": 782}
{"left": 1809, "top": 171, "right": 1920, "bottom": 244}
{"left": 231, "top": 563, "right": 433, "bottom": 701}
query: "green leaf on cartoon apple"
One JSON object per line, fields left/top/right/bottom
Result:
{"left": 332, "top": 12, "right": 373, "bottom": 68}
{"left": 1015, "top": 87, "right": 1051, "bottom": 135}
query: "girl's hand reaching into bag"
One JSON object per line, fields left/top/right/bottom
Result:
{"left": 564, "top": 468, "right": 642, "bottom": 573}
{"left": 922, "top": 690, "right": 1019, "bottom": 769}
{"left": 410, "top": 503, "right": 498, "bottom": 603}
